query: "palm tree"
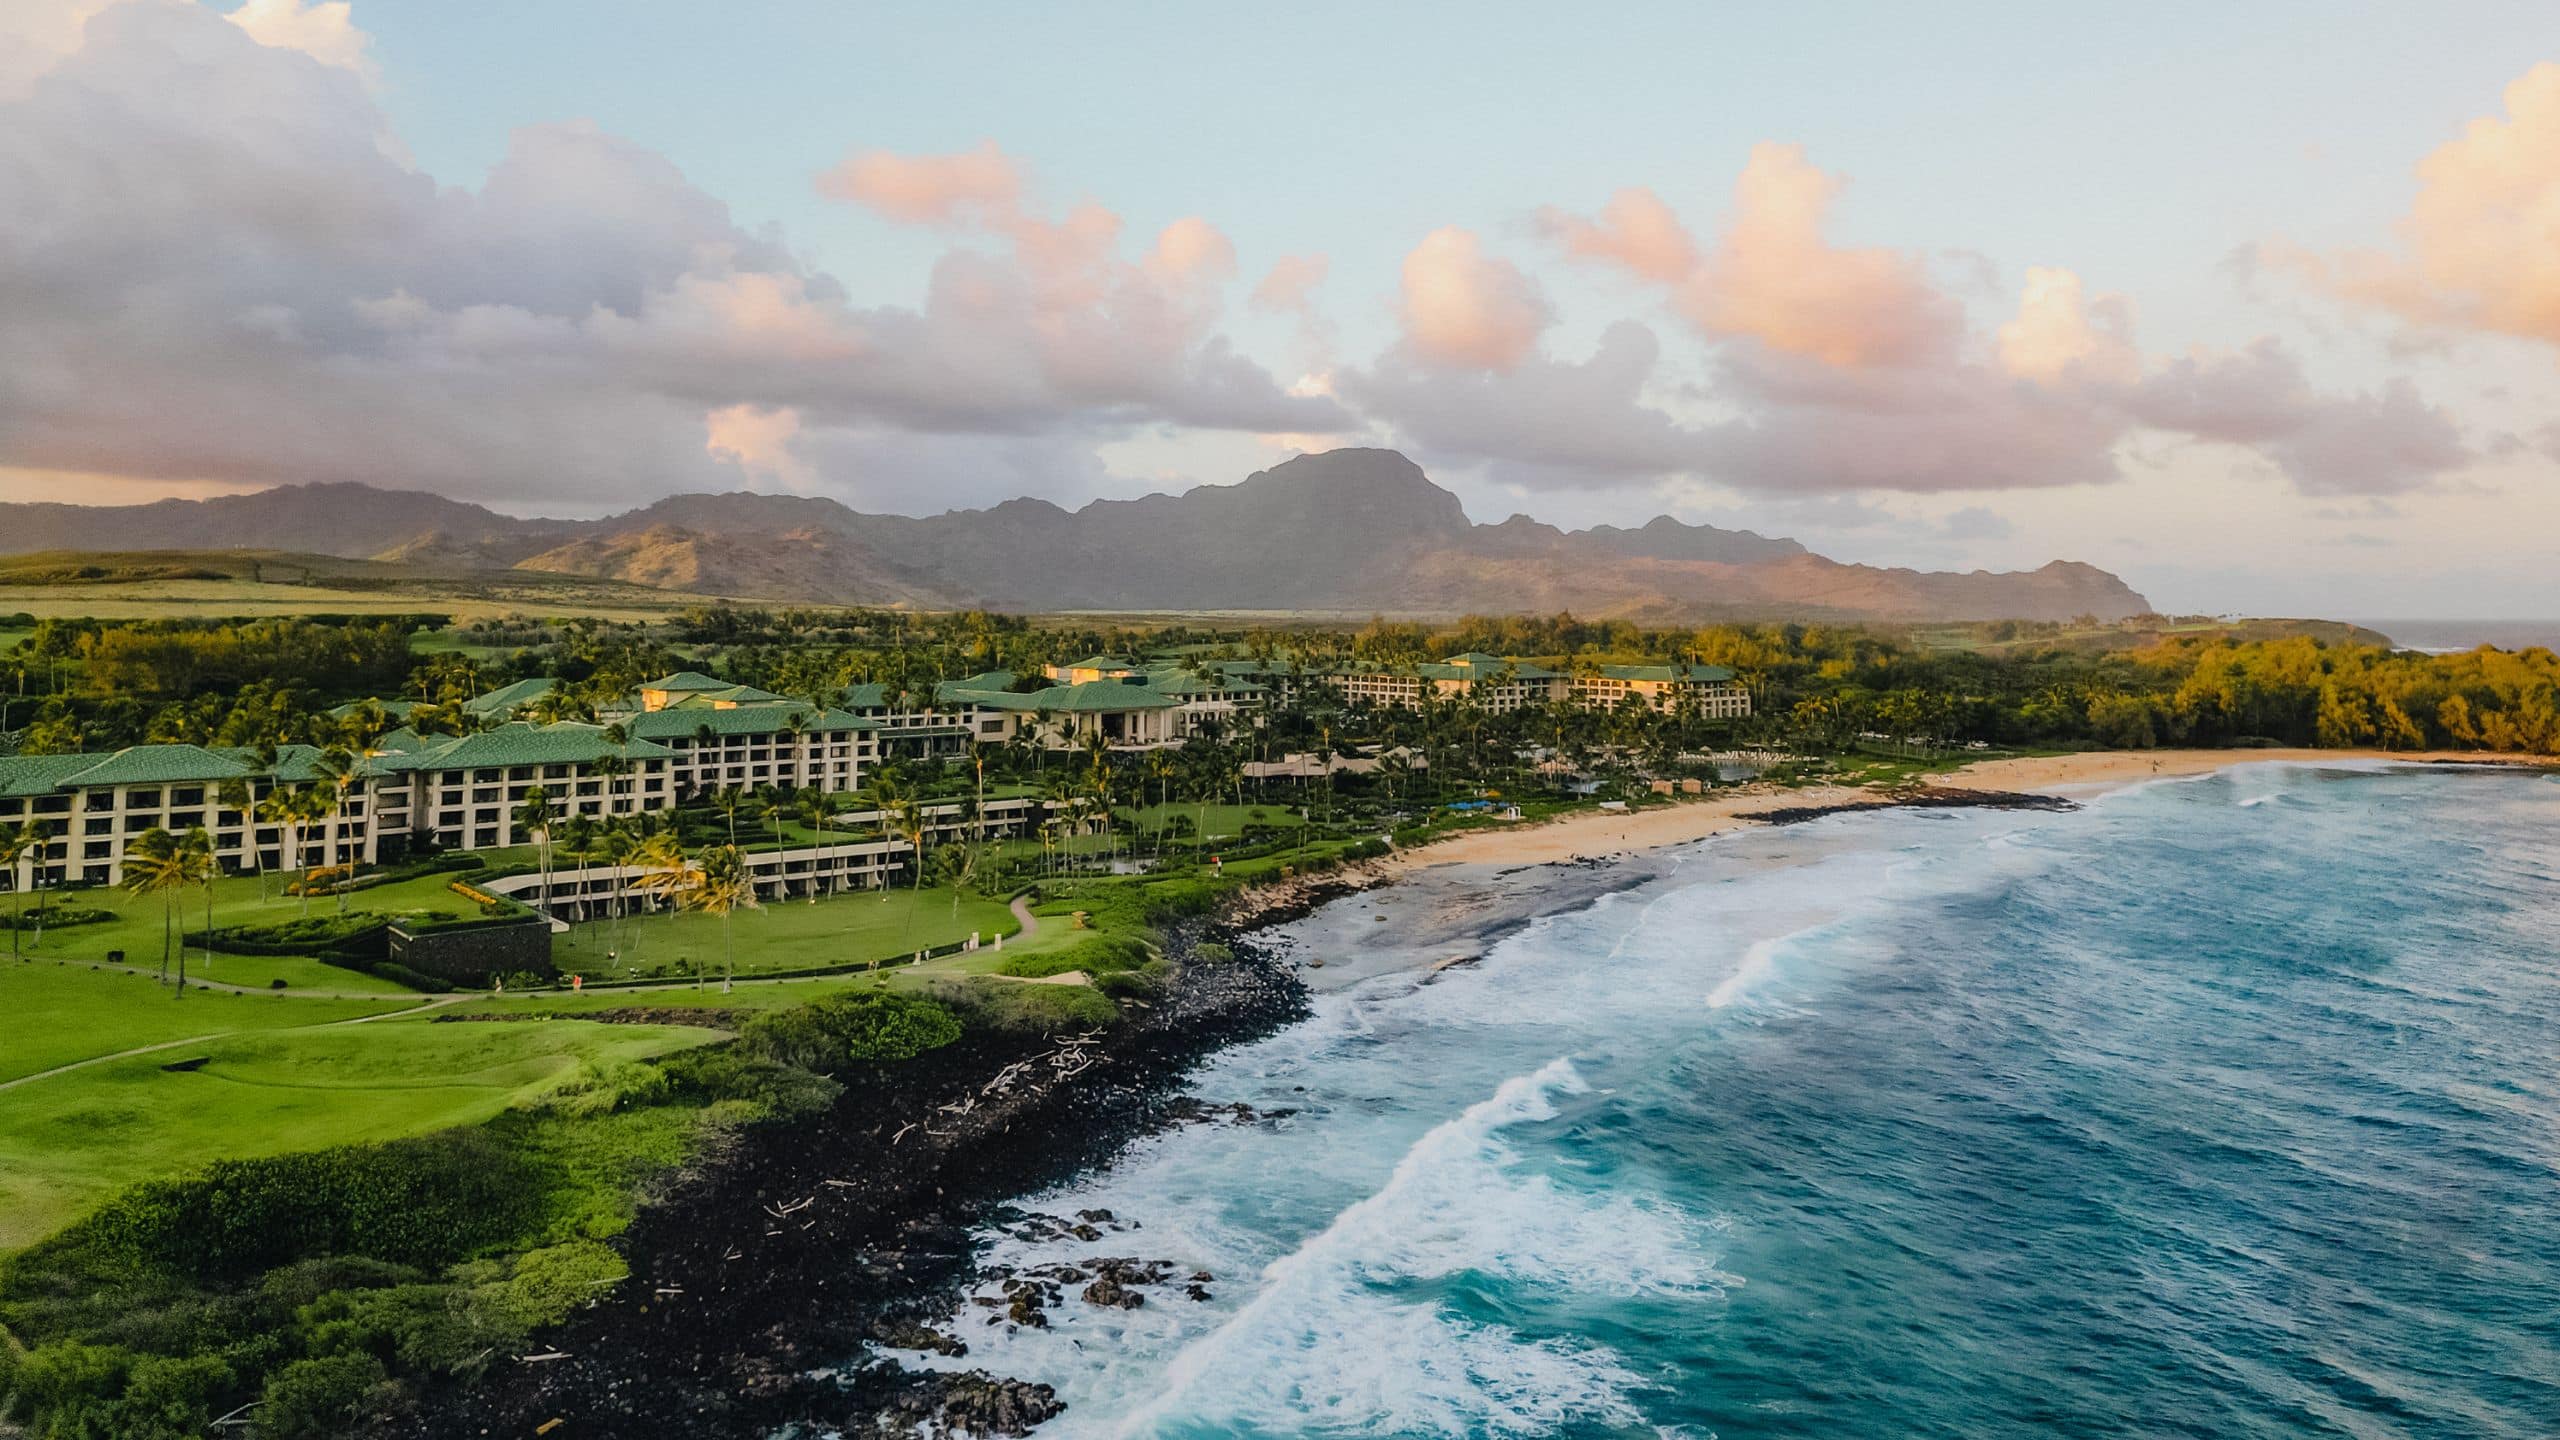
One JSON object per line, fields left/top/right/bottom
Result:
{"left": 709, "top": 785, "right": 748, "bottom": 847}
{"left": 253, "top": 790, "right": 291, "bottom": 902}
{"left": 312, "top": 746, "right": 356, "bottom": 913}
{"left": 515, "top": 785, "right": 555, "bottom": 918}
{"left": 3, "top": 820, "right": 44, "bottom": 962}
{"left": 559, "top": 813, "right": 598, "bottom": 921}
{"left": 795, "top": 787, "right": 833, "bottom": 896}
{"left": 679, "top": 844, "right": 757, "bottom": 993}
{"left": 632, "top": 829, "right": 691, "bottom": 915}
{"left": 123, "top": 828, "right": 188, "bottom": 989}
{"left": 178, "top": 826, "right": 216, "bottom": 987}
{"left": 282, "top": 785, "right": 326, "bottom": 917}
{"left": 216, "top": 776, "right": 256, "bottom": 906}
{"left": 598, "top": 819, "right": 640, "bottom": 941}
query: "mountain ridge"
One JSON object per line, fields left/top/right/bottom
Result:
{"left": 0, "top": 449, "right": 2152, "bottom": 621}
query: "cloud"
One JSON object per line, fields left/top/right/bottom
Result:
{"left": 226, "top": 0, "right": 377, "bottom": 86}
{"left": 1250, "top": 254, "right": 1329, "bottom": 316}
{"left": 1393, "top": 227, "right": 1553, "bottom": 372}
{"left": 1535, "top": 186, "right": 1696, "bottom": 282}
{"left": 1340, "top": 320, "right": 1705, "bottom": 484}
{"left": 1939, "top": 505, "right": 2014, "bottom": 541}
{"left": 2126, "top": 340, "right": 2470, "bottom": 494}
{"left": 2274, "top": 61, "right": 2560, "bottom": 348}
{"left": 704, "top": 404, "right": 817, "bottom": 492}
{"left": 0, "top": 4, "right": 1338, "bottom": 511}
{"left": 1547, "top": 145, "right": 1960, "bottom": 368}
{"left": 814, "top": 138, "right": 1025, "bottom": 226}
{"left": 1997, "top": 267, "right": 2141, "bottom": 387}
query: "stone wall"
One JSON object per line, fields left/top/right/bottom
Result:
{"left": 387, "top": 918, "right": 554, "bottom": 985}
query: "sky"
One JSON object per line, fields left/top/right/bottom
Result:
{"left": 7, "top": 2, "right": 2560, "bottom": 616}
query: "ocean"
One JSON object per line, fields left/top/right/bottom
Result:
{"left": 884, "top": 763, "right": 2560, "bottom": 1437}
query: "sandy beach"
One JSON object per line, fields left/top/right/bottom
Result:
{"left": 1377, "top": 747, "right": 2551, "bottom": 875}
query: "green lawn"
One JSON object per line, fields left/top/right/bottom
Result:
{"left": 0, "top": 1009, "right": 719, "bottom": 1248}
{"left": 547, "top": 883, "right": 1019, "bottom": 982}
{"left": 0, "top": 962, "right": 418, "bottom": 1085}
{"left": 6, "top": 868, "right": 502, "bottom": 979}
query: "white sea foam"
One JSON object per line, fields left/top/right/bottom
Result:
{"left": 1104, "top": 1058, "right": 1719, "bottom": 1437}
{"left": 879, "top": 803, "right": 2067, "bottom": 1435}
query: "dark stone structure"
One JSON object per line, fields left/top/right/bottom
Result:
{"left": 386, "top": 918, "right": 554, "bottom": 984}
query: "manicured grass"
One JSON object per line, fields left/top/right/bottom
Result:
{"left": 0, "top": 1013, "right": 719, "bottom": 1248}
{"left": 0, "top": 963, "right": 417, "bottom": 1085}
{"left": 6, "top": 868, "right": 499, "bottom": 979}
{"left": 548, "top": 884, "right": 1019, "bottom": 981}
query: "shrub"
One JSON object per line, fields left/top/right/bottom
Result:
{"left": 996, "top": 934, "right": 1151, "bottom": 980}
{"left": 1339, "top": 837, "right": 1390, "bottom": 862}
{"left": 42, "top": 1130, "right": 551, "bottom": 1283}
{"left": 739, "top": 992, "right": 964, "bottom": 1074}
{"left": 0, "top": 903, "right": 112, "bottom": 931}
{"left": 187, "top": 915, "right": 385, "bottom": 955}
{"left": 656, "top": 1046, "right": 842, "bottom": 1120}
{"left": 258, "top": 1353, "right": 387, "bottom": 1440}
{"left": 537, "top": 1059, "right": 673, "bottom": 1118}
{"left": 929, "top": 977, "right": 1117, "bottom": 1034}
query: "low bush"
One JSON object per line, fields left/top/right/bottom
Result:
{"left": 929, "top": 976, "right": 1117, "bottom": 1034}
{"left": 258, "top": 1353, "right": 388, "bottom": 1440}
{"left": 656, "top": 1045, "right": 843, "bottom": 1120}
{"left": 38, "top": 1129, "right": 552, "bottom": 1284}
{"left": 185, "top": 914, "right": 385, "bottom": 956}
{"left": 0, "top": 903, "right": 113, "bottom": 931}
{"left": 996, "top": 933, "right": 1152, "bottom": 979}
{"left": 739, "top": 992, "right": 964, "bottom": 1073}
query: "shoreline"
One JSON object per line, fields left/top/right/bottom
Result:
{"left": 379, "top": 746, "right": 2549, "bottom": 1436}
{"left": 1385, "top": 746, "right": 2548, "bottom": 872}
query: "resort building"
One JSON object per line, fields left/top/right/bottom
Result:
{"left": 840, "top": 681, "right": 980, "bottom": 758}
{"left": 0, "top": 743, "right": 384, "bottom": 888}
{"left": 1570, "top": 663, "right": 1751, "bottom": 718}
{"left": 369, "top": 722, "right": 676, "bottom": 853}
{"left": 1329, "top": 653, "right": 1572, "bottom": 714}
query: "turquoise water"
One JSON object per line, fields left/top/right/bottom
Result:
{"left": 897, "top": 764, "right": 2560, "bottom": 1437}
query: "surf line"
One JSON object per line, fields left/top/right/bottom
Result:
{"left": 1110, "top": 1057, "right": 1591, "bottom": 1436}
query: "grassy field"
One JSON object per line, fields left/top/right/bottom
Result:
{"left": 6, "top": 867, "right": 506, "bottom": 978}
{"left": 548, "top": 883, "right": 1020, "bottom": 981}
{"left": 1, "top": 962, "right": 418, "bottom": 1084}
{"left": 0, "top": 549, "right": 740, "bottom": 624}
{"left": 0, "top": 1001, "right": 719, "bottom": 1247}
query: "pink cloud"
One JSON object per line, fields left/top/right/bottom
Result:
{"left": 2276, "top": 61, "right": 2560, "bottom": 348}
{"left": 1395, "top": 226, "right": 1552, "bottom": 372}
{"left": 1543, "top": 144, "right": 1958, "bottom": 369}
{"left": 815, "top": 138, "right": 1026, "bottom": 226}
{"left": 1536, "top": 186, "right": 1696, "bottom": 283}
{"left": 1250, "top": 254, "right": 1329, "bottom": 315}
{"left": 1997, "top": 267, "right": 2140, "bottom": 387}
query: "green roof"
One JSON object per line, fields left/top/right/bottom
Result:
{"left": 1140, "top": 665, "right": 1264, "bottom": 697}
{"left": 0, "top": 743, "right": 387, "bottom": 797}
{"left": 971, "top": 677, "right": 1181, "bottom": 714}
{"left": 60, "top": 744, "right": 255, "bottom": 788}
{"left": 1056, "top": 654, "right": 1135, "bottom": 672}
{"left": 1432, "top": 652, "right": 1562, "bottom": 679}
{"left": 660, "top": 684, "right": 793, "bottom": 709}
{"left": 625, "top": 706, "right": 875, "bottom": 739}
{"left": 377, "top": 722, "right": 673, "bottom": 773}
{"left": 1594, "top": 662, "right": 1737, "bottom": 683}
{"left": 464, "top": 677, "right": 557, "bottom": 717}
{"left": 0, "top": 753, "right": 103, "bottom": 800}
{"left": 641, "top": 671, "right": 728, "bottom": 693}
{"left": 840, "top": 682, "right": 892, "bottom": 709}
